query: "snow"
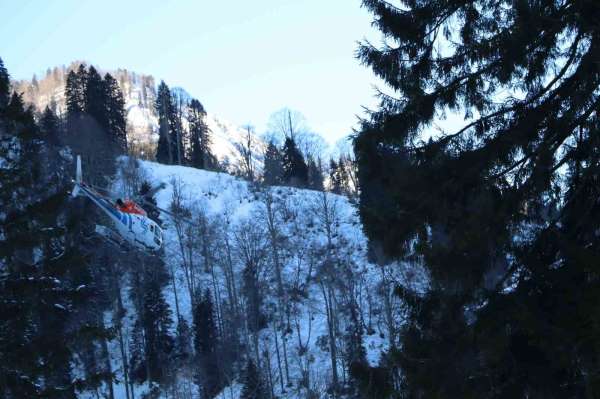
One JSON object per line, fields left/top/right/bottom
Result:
{"left": 101, "top": 158, "right": 419, "bottom": 398}
{"left": 15, "top": 65, "right": 265, "bottom": 174}
{"left": 118, "top": 77, "right": 266, "bottom": 172}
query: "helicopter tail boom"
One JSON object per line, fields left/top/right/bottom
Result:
{"left": 72, "top": 155, "right": 82, "bottom": 197}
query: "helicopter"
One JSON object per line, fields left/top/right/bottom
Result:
{"left": 72, "top": 155, "right": 164, "bottom": 252}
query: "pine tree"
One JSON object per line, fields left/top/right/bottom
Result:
{"left": 240, "top": 359, "right": 267, "bottom": 399}
{"left": 155, "top": 81, "right": 174, "bottom": 164}
{"left": 0, "top": 68, "right": 101, "bottom": 396}
{"left": 187, "top": 99, "right": 214, "bottom": 169}
{"left": 193, "top": 290, "right": 222, "bottom": 399}
{"left": 174, "top": 316, "right": 193, "bottom": 364}
{"left": 171, "top": 90, "right": 186, "bottom": 165}
{"left": 128, "top": 320, "right": 147, "bottom": 382}
{"left": 65, "top": 70, "right": 83, "bottom": 116}
{"left": 263, "top": 141, "right": 283, "bottom": 185}
{"left": 65, "top": 64, "right": 88, "bottom": 117}
{"left": 104, "top": 73, "right": 127, "bottom": 153}
{"left": 307, "top": 156, "right": 324, "bottom": 191}
{"left": 84, "top": 66, "right": 109, "bottom": 132}
{"left": 40, "top": 106, "right": 61, "bottom": 145}
{"left": 141, "top": 261, "right": 174, "bottom": 385}
{"left": 356, "top": 1, "right": 600, "bottom": 397}
{"left": 282, "top": 137, "right": 308, "bottom": 187}
{"left": 5, "top": 92, "right": 26, "bottom": 125}
{"left": 0, "top": 57, "right": 9, "bottom": 113}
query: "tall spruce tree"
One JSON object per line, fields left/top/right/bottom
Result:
{"left": 263, "top": 141, "right": 283, "bottom": 185}
{"left": 40, "top": 106, "right": 61, "bottom": 145}
{"left": 142, "top": 260, "right": 174, "bottom": 385}
{"left": 187, "top": 98, "right": 213, "bottom": 169}
{"left": 155, "top": 81, "right": 174, "bottom": 164}
{"left": 355, "top": 0, "right": 600, "bottom": 397}
{"left": 171, "top": 90, "right": 186, "bottom": 165}
{"left": 0, "top": 57, "right": 9, "bottom": 113}
{"left": 281, "top": 136, "right": 308, "bottom": 187}
{"left": 193, "top": 290, "right": 222, "bottom": 399}
{"left": 104, "top": 73, "right": 127, "bottom": 153}
{"left": 84, "top": 66, "right": 109, "bottom": 132}
{"left": 65, "top": 64, "right": 88, "bottom": 117}
{"left": 65, "top": 70, "right": 83, "bottom": 116}
{"left": 307, "top": 156, "right": 324, "bottom": 191}
{"left": 5, "top": 92, "right": 26, "bottom": 127}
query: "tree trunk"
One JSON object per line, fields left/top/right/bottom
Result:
{"left": 272, "top": 324, "right": 285, "bottom": 393}
{"left": 321, "top": 282, "right": 339, "bottom": 394}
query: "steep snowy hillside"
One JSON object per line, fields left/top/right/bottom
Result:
{"left": 106, "top": 159, "right": 427, "bottom": 398}
{"left": 12, "top": 63, "right": 264, "bottom": 170}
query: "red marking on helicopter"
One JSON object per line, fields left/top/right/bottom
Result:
{"left": 116, "top": 199, "right": 148, "bottom": 216}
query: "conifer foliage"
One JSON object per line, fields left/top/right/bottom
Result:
{"left": 64, "top": 63, "right": 127, "bottom": 153}
{"left": 0, "top": 57, "right": 109, "bottom": 398}
{"left": 263, "top": 141, "right": 283, "bottom": 185}
{"left": 355, "top": 0, "right": 600, "bottom": 397}
{"left": 193, "top": 290, "right": 222, "bottom": 399}
{"left": 188, "top": 98, "right": 215, "bottom": 169}
{"left": 282, "top": 136, "right": 308, "bottom": 187}
{"left": 0, "top": 57, "right": 9, "bottom": 113}
{"left": 240, "top": 359, "right": 267, "bottom": 399}
{"left": 155, "top": 81, "right": 182, "bottom": 165}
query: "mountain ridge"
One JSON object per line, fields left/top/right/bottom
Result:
{"left": 12, "top": 61, "right": 265, "bottom": 173}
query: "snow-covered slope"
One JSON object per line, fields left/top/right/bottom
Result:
{"left": 13, "top": 63, "right": 264, "bottom": 171}
{"left": 106, "top": 159, "right": 426, "bottom": 398}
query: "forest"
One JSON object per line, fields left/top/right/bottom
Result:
{"left": 2, "top": 0, "right": 600, "bottom": 398}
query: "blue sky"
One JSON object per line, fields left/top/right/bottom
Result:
{"left": 0, "top": 0, "right": 383, "bottom": 144}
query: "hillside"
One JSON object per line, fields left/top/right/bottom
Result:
{"left": 12, "top": 62, "right": 264, "bottom": 171}
{"left": 98, "top": 158, "right": 426, "bottom": 398}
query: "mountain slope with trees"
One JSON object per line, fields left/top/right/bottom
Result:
{"left": 12, "top": 61, "right": 265, "bottom": 174}
{"left": 105, "top": 158, "right": 416, "bottom": 398}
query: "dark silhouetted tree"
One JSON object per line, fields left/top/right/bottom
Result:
{"left": 0, "top": 57, "right": 9, "bottom": 113}
{"left": 240, "top": 359, "right": 267, "bottom": 399}
{"left": 104, "top": 73, "right": 127, "bottom": 153}
{"left": 40, "top": 106, "right": 61, "bottom": 145}
{"left": 355, "top": 0, "right": 600, "bottom": 397}
{"left": 282, "top": 137, "right": 308, "bottom": 187}
{"left": 187, "top": 99, "right": 214, "bottom": 169}
{"left": 263, "top": 141, "right": 283, "bottom": 185}
{"left": 193, "top": 290, "right": 222, "bottom": 399}
{"left": 307, "top": 156, "right": 324, "bottom": 191}
{"left": 155, "top": 81, "right": 175, "bottom": 164}
{"left": 84, "top": 66, "right": 109, "bottom": 131}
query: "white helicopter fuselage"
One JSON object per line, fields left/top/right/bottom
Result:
{"left": 73, "top": 156, "right": 163, "bottom": 252}
{"left": 97, "top": 197, "right": 163, "bottom": 251}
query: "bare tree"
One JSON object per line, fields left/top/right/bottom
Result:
{"left": 266, "top": 108, "right": 308, "bottom": 142}
{"left": 261, "top": 192, "right": 293, "bottom": 386}
{"left": 312, "top": 190, "right": 344, "bottom": 395}
{"left": 235, "top": 217, "right": 269, "bottom": 364}
{"left": 217, "top": 203, "right": 242, "bottom": 323}
{"left": 234, "top": 125, "right": 259, "bottom": 181}
{"left": 117, "top": 156, "right": 147, "bottom": 199}
{"left": 169, "top": 178, "right": 198, "bottom": 303}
